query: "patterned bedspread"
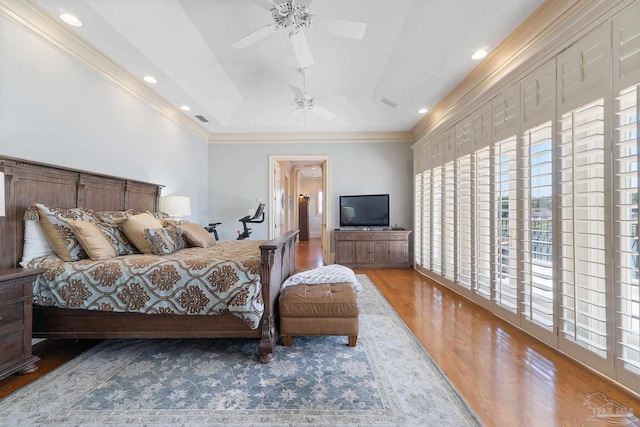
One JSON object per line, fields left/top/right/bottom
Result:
{"left": 27, "top": 240, "right": 267, "bottom": 330}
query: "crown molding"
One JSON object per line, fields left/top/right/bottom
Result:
{"left": 410, "top": 0, "right": 633, "bottom": 143}
{"left": 208, "top": 130, "right": 414, "bottom": 144}
{"left": 0, "top": 0, "right": 210, "bottom": 142}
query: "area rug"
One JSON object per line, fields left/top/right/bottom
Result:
{"left": 0, "top": 274, "right": 481, "bottom": 427}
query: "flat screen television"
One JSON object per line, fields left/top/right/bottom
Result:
{"left": 339, "top": 194, "right": 390, "bottom": 227}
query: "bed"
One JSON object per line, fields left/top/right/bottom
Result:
{"left": 0, "top": 157, "right": 298, "bottom": 363}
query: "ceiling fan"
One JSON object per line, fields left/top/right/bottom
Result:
{"left": 287, "top": 68, "right": 346, "bottom": 122}
{"left": 231, "top": 0, "right": 367, "bottom": 68}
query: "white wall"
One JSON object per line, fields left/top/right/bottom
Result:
{"left": 0, "top": 17, "right": 209, "bottom": 223}
{"left": 208, "top": 142, "right": 414, "bottom": 242}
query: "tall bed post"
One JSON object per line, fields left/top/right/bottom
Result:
{"left": 258, "top": 230, "right": 299, "bottom": 363}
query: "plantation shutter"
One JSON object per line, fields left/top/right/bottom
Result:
{"left": 473, "top": 102, "right": 493, "bottom": 305}
{"left": 520, "top": 60, "right": 557, "bottom": 345}
{"left": 493, "top": 85, "right": 520, "bottom": 322}
{"left": 613, "top": 1, "right": 640, "bottom": 392}
{"left": 422, "top": 143, "right": 433, "bottom": 270}
{"left": 414, "top": 171, "right": 423, "bottom": 267}
{"left": 432, "top": 135, "right": 444, "bottom": 275}
{"left": 457, "top": 117, "right": 473, "bottom": 292}
{"left": 443, "top": 129, "right": 457, "bottom": 282}
{"left": 557, "top": 24, "right": 613, "bottom": 374}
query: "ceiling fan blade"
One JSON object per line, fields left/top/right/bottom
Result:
{"left": 311, "top": 15, "right": 367, "bottom": 39}
{"left": 231, "top": 25, "right": 278, "bottom": 49}
{"left": 311, "top": 105, "right": 336, "bottom": 120}
{"left": 286, "top": 107, "right": 303, "bottom": 120}
{"left": 290, "top": 31, "right": 314, "bottom": 68}
{"left": 289, "top": 85, "right": 305, "bottom": 99}
{"left": 250, "top": 0, "right": 278, "bottom": 10}
{"left": 316, "top": 94, "right": 347, "bottom": 103}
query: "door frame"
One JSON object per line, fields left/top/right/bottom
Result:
{"left": 269, "top": 154, "right": 331, "bottom": 264}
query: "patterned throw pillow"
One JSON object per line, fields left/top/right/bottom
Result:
{"left": 35, "top": 203, "right": 100, "bottom": 261}
{"left": 150, "top": 211, "right": 171, "bottom": 220}
{"left": 95, "top": 209, "right": 136, "bottom": 224}
{"left": 97, "top": 222, "right": 138, "bottom": 255}
{"left": 142, "top": 226, "right": 186, "bottom": 255}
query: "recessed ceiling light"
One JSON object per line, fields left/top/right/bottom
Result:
{"left": 471, "top": 49, "right": 488, "bottom": 60}
{"left": 180, "top": 105, "right": 191, "bottom": 111}
{"left": 59, "top": 13, "right": 83, "bottom": 27}
{"left": 143, "top": 75, "right": 157, "bottom": 84}
{"left": 418, "top": 108, "right": 429, "bottom": 114}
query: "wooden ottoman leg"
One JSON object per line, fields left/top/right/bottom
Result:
{"left": 348, "top": 336, "right": 357, "bottom": 347}
{"left": 282, "top": 336, "right": 292, "bottom": 346}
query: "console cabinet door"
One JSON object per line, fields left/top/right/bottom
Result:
{"left": 389, "top": 240, "right": 408, "bottom": 264}
{"left": 372, "top": 241, "right": 390, "bottom": 264}
{"left": 355, "top": 241, "right": 373, "bottom": 264}
{"left": 336, "top": 241, "right": 356, "bottom": 264}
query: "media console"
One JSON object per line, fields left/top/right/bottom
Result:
{"left": 334, "top": 230, "right": 411, "bottom": 269}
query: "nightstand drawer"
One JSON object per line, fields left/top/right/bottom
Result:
{"left": 0, "top": 330, "right": 24, "bottom": 367}
{"left": 0, "top": 281, "right": 24, "bottom": 303}
{"left": 0, "top": 300, "right": 24, "bottom": 335}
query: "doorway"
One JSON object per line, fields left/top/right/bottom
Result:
{"left": 269, "top": 155, "right": 331, "bottom": 265}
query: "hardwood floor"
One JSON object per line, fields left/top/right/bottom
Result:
{"left": 2, "top": 238, "right": 639, "bottom": 427}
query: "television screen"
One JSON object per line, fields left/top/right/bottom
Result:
{"left": 339, "top": 194, "right": 390, "bottom": 227}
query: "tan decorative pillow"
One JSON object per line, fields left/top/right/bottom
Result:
{"left": 35, "top": 203, "right": 100, "bottom": 261}
{"left": 118, "top": 212, "right": 163, "bottom": 254}
{"left": 68, "top": 220, "right": 118, "bottom": 261}
{"left": 178, "top": 223, "right": 215, "bottom": 248}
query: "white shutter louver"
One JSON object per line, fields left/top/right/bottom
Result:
{"left": 522, "top": 121, "right": 554, "bottom": 331}
{"left": 475, "top": 146, "right": 491, "bottom": 300}
{"left": 423, "top": 166, "right": 432, "bottom": 271}
{"left": 432, "top": 164, "right": 443, "bottom": 275}
{"left": 414, "top": 172, "right": 423, "bottom": 267}
{"left": 444, "top": 129, "right": 456, "bottom": 281}
{"left": 558, "top": 98, "right": 609, "bottom": 360}
{"left": 493, "top": 135, "right": 519, "bottom": 315}
{"left": 457, "top": 118, "right": 473, "bottom": 291}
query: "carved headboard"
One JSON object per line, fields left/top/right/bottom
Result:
{"left": 0, "top": 157, "right": 163, "bottom": 268}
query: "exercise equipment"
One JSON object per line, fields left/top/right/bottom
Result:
{"left": 203, "top": 222, "right": 221, "bottom": 241}
{"left": 237, "top": 203, "right": 265, "bottom": 240}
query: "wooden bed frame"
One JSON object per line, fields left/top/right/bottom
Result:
{"left": 0, "top": 157, "right": 299, "bottom": 363}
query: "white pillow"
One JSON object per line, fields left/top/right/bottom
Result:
{"left": 20, "top": 220, "right": 55, "bottom": 267}
{"left": 280, "top": 264, "right": 362, "bottom": 292}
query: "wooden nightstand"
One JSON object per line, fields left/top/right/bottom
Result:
{"left": 0, "top": 268, "right": 44, "bottom": 381}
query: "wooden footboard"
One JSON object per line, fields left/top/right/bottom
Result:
{"left": 32, "top": 230, "right": 299, "bottom": 363}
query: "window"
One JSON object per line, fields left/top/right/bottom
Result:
{"left": 412, "top": 3, "right": 640, "bottom": 391}
{"left": 615, "top": 84, "right": 640, "bottom": 377}
{"left": 522, "top": 122, "right": 554, "bottom": 330}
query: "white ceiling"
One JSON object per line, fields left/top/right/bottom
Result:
{"left": 32, "top": 0, "right": 543, "bottom": 136}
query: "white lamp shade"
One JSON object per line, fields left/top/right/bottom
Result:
{"left": 0, "top": 171, "right": 5, "bottom": 217}
{"left": 160, "top": 195, "right": 191, "bottom": 218}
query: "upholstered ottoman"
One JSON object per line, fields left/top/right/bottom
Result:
{"left": 279, "top": 282, "right": 359, "bottom": 347}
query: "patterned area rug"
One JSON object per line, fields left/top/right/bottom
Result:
{"left": 0, "top": 275, "right": 481, "bottom": 426}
